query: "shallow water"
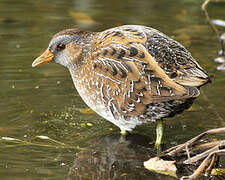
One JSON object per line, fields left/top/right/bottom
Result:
{"left": 0, "top": 0, "right": 225, "bottom": 179}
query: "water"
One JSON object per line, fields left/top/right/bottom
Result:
{"left": 0, "top": 0, "right": 224, "bottom": 179}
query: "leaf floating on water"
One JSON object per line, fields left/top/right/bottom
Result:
{"left": 211, "top": 19, "right": 225, "bottom": 27}
{"left": 79, "top": 108, "right": 95, "bottom": 114}
{"left": 144, "top": 157, "right": 177, "bottom": 178}
{"left": 211, "top": 168, "right": 225, "bottom": 176}
{"left": 69, "top": 11, "right": 96, "bottom": 25}
{"left": 214, "top": 57, "right": 225, "bottom": 63}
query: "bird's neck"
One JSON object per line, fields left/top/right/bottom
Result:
{"left": 68, "top": 32, "right": 99, "bottom": 70}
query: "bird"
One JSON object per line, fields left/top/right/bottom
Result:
{"left": 32, "top": 25, "right": 210, "bottom": 148}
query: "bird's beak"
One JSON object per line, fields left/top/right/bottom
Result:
{"left": 32, "top": 49, "right": 54, "bottom": 67}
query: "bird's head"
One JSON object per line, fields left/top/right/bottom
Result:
{"left": 32, "top": 29, "right": 94, "bottom": 69}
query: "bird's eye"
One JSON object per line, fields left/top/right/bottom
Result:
{"left": 56, "top": 43, "right": 65, "bottom": 51}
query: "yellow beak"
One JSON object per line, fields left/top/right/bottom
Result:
{"left": 32, "top": 49, "right": 54, "bottom": 67}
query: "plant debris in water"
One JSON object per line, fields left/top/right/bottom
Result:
{"left": 0, "top": 135, "right": 86, "bottom": 150}
{"left": 144, "top": 157, "right": 177, "bottom": 178}
{"left": 144, "top": 127, "right": 225, "bottom": 179}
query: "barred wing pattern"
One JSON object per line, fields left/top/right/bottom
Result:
{"left": 88, "top": 25, "right": 201, "bottom": 120}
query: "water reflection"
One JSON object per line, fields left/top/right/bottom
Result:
{"left": 68, "top": 133, "right": 160, "bottom": 180}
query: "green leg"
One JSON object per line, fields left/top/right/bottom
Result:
{"left": 120, "top": 129, "right": 127, "bottom": 136}
{"left": 154, "top": 120, "right": 163, "bottom": 150}
{"left": 120, "top": 129, "right": 127, "bottom": 142}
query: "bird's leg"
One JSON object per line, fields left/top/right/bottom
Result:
{"left": 119, "top": 129, "right": 127, "bottom": 141}
{"left": 120, "top": 129, "right": 127, "bottom": 136}
{"left": 154, "top": 120, "right": 163, "bottom": 150}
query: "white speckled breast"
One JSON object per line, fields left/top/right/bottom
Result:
{"left": 69, "top": 69, "right": 143, "bottom": 131}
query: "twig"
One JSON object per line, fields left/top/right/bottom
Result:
{"left": 202, "top": 0, "right": 225, "bottom": 56}
{"left": 165, "top": 128, "right": 225, "bottom": 156}
{"left": 183, "top": 145, "right": 219, "bottom": 164}
{"left": 205, "top": 153, "right": 216, "bottom": 175}
{"left": 191, "top": 140, "right": 225, "bottom": 152}
{"left": 182, "top": 150, "right": 225, "bottom": 180}
{"left": 201, "top": 0, "right": 220, "bottom": 36}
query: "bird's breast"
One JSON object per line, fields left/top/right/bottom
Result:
{"left": 69, "top": 68, "right": 115, "bottom": 122}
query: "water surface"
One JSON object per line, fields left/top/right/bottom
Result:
{"left": 0, "top": 0, "right": 224, "bottom": 179}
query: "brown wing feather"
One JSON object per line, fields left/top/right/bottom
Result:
{"left": 88, "top": 27, "right": 199, "bottom": 117}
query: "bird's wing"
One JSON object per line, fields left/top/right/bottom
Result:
{"left": 87, "top": 27, "right": 199, "bottom": 116}
{"left": 143, "top": 26, "right": 209, "bottom": 87}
